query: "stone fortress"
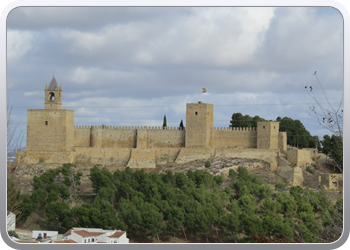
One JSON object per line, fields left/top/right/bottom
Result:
{"left": 18, "top": 76, "right": 316, "bottom": 176}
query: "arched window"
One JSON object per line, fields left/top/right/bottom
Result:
{"left": 49, "top": 92, "right": 55, "bottom": 101}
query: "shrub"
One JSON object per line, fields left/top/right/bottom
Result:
{"left": 205, "top": 160, "right": 211, "bottom": 168}
{"left": 306, "top": 167, "right": 313, "bottom": 174}
{"left": 275, "top": 183, "right": 288, "bottom": 191}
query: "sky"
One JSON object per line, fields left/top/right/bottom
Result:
{"left": 6, "top": 6, "right": 344, "bottom": 147}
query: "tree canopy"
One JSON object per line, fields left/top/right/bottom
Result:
{"left": 229, "top": 113, "right": 266, "bottom": 128}
{"left": 229, "top": 112, "right": 317, "bottom": 148}
{"left": 18, "top": 164, "right": 342, "bottom": 243}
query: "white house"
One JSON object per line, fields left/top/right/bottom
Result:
{"left": 63, "top": 227, "right": 129, "bottom": 243}
{"left": 7, "top": 211, "right": 16, "bottom": 231}
{"left": 108, "top": 231, "right": 129, "bottom": 243}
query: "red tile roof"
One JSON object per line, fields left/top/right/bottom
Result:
{"left": 108, "top": 231, "right": 125, "bottom": 238}
{"left": 73, "top": 230, "right": 104, "bottom": 237}
{"left": 63, "top": 229, "right": 72, "bottom": 236}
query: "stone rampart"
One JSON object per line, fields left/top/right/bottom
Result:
{"left": 287, "top": 148, "right": 313, "bottom": 167}
{"left": 73, "top": 147, "right": 131, "bottom": 166}
{"left": 175, "top": 147, "right": 213, "bottom": 164}
{"left": 153, "top": 148, "right": 181, "bottom": 165}
{"left": 73, "top": 126, "right": 186, "bottom": 149}
{"left": 74, "top": 126, "right": 91, "bottom": 147}
{"left": 127, "top": 148, "right": 156, "bottom": 168}
{"left": 147, "top": 129, "right": 185, "bottom": 148}
{"left": 16, "top": 150, "right": 75, "bottom": 165}
{"left": 211, "top": 127, "right": 257, "bottom": 148}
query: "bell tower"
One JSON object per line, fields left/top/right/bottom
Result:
{"left": 45, "top": 75, "right": 62, "bottom": 109}
{"left": 27, "top": 75, "right": 74, "bottom": 152}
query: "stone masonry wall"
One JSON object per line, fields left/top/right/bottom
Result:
{"left": 147, "top": 128, "right": 185, "bottom": 148}
{"left": 211, "top": 127, "right": 257, "bottom": 148}
{"left": 287, "top": 148, "right": 313, "bottom": 167}
{"left": 74, "top": 126, "right": 91, "bottom": 147}
{"left": 27, "top": 109, "right": 74, "bottom": 152}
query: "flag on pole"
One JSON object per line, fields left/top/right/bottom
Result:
{"left": 202, "top": 88, "right": 207, "bottom": 93}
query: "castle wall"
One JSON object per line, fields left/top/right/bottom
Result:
{"left": 147, "top": 128, "right": 185, "bottom": 148}
{"left": 278, "top": 132, "right": 287, "bottom": 153}
{"left": 287, "top": 148, "right": 313, "bottom": 167}
{"left": 211, "top": 127, "right": 257, "bottom": 148}
{"left": 89, "top": 126, "right": 137, "bottom": 148}
{"left": 175, "top": 147, "right": 213, "bottom": 164}
{"left": 74, "top": 147, "right": 131, "bottom": 166}
{"left": 16, "top": 150, "right": 75, "bottom": 165}
{"left": 27, "top": 109, "right": 74, "bottom": 152}
{"left": 295, "top": 149, "right": 313, "bottom": 167}
{"left": 154, "top": 148, "right": 181, "bottom": 165}
{"left": 127, "top": 148, "right": 156, "bottom": 168}
{"left": 74, "top": 126, "right": 91, "bottom": 147}
{"left": 74, "top": 126, "right": 186, "bottom": 149}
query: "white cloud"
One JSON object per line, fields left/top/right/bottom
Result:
{"left": 7, "top": 30, "right": 34, "bottom": 62}
{"left": 23, "top": 91, "right": 42, "bottom": 97}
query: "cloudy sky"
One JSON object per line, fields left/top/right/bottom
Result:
{"left": 6, "top": 6, "right": 343, "bottom": 146}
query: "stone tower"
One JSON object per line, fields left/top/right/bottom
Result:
{"left": 45, "top": 75, "right": 62, "bottom": 109}
{"left": 185, "top": 101, "right": 214, "bottom": 147}
{"left": 26, "top": 76, "right": 74, "bottom": 152}
{"left": 257, "top": 121, "right": 280, "bottom": 150}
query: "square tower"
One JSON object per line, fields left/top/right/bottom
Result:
{"left": 185, "top": 101, "right": 213, "bottom": 147}
{"left": 26, "top": 109, "right": 74, "bottom": 152}
{"left": 257, "top": 121, "right": 280, "bottom": 150}
{"left": 26, "top": 75, "right": 74, "bottom": 152}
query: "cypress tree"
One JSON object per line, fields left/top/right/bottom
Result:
{"left": 179, "top": 119, "right": 184, "bottom": 130}
{"left": 163, "top": 115, "right": 167, "bottom": 129}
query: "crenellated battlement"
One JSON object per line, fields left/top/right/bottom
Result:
{"left": 74, "top": 125, "right": 185, "bottom": 130}
{"left": 213, "top": 127, "right": 256, "bottom": 131}
{"left": 22, "top": 79, "right": 294, "bottom": 169}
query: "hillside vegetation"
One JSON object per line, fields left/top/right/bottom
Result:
{"left": 17, "top": 163, "right": 342, "bottom": 243}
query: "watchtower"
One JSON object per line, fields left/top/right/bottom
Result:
{"left": 185, "top": 101, "right": 213, "bottom": 147}
{"left": 26, "top": 76, "right": 74, "bottom": 152}
{"left": 257, "top": 121, "right": 280, "bottom": 150}
{"left": 45, "top": 75, "right": 62, "bottom": 109}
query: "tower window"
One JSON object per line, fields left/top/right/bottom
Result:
{"left": 49, "top": 92, "right": 55, "bottom": 101}
{"left": 45, "top": 121, "right": 48, "bottom": 125}
{"left": 263, "top": 126, "right": 265, "bottom": 129}
{"left": 195, "top": 112, "right": 198, "bottom": 115}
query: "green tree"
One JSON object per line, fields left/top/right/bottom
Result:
{"left": 179, "top": 119, "right": 184, "bottom": 130}
{"left": 89, "top": 166, "right": 115, "bottom": 193}
{"left": 230, "top": 113, "right": 266, "bottom": 128}
{"left": 320, "top": 134, "right": 343, "bottom": 169}
{"left": 45, "top": 202, "right": 72, "bottom": 233}
{"left": 163, "top": 115, "right": 167, "bottom": 129}
{"left": 277, "top": 116, "right": 316, "bottom": 148}
{"left": 141, "top": 202, "right": 164, "bottom": 240}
